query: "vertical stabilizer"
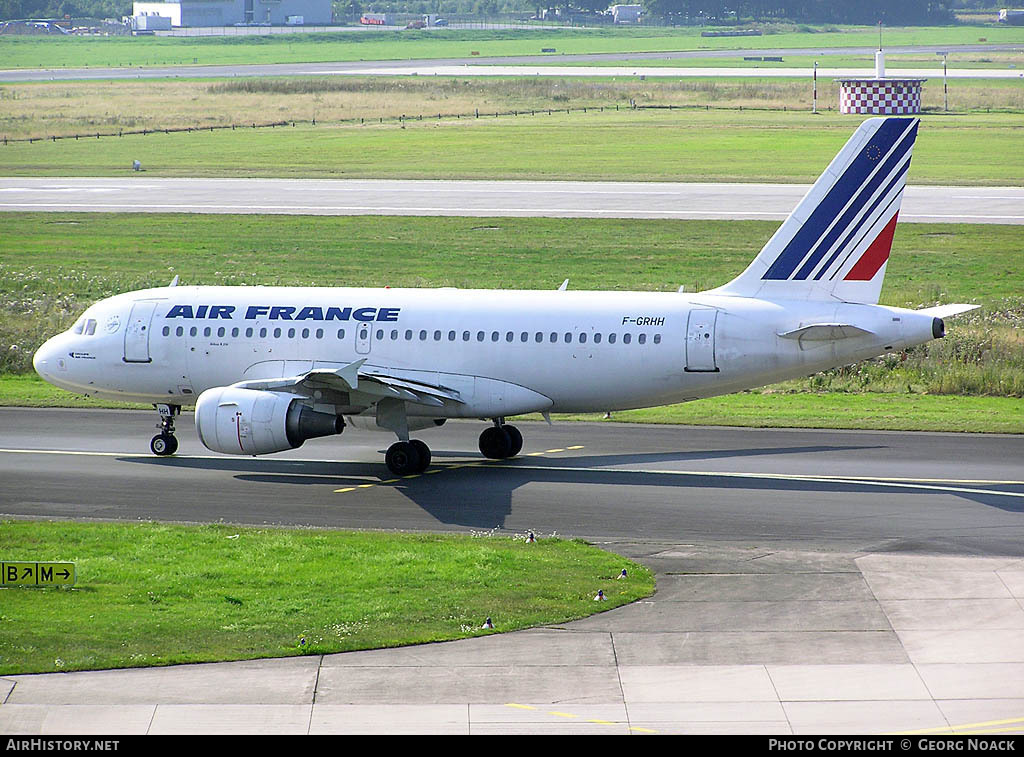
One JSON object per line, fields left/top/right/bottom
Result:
{"left": 712, "top": 117, "right": 919, "bottom": 304}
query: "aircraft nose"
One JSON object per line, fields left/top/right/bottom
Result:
{"left": 33, "top": 337, "right": 60, "bottom": 381}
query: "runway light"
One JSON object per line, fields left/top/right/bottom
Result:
{"left": 482, "top": 617, "right": 494, "bottom": 629}
{"left": 594, "top": 590, "right": 606, "bottom": 601}
{"left": 617, "top": 569, "right": 628, "bottom": 580}
{"left": 526, "top": 531, "right": 536, "bottom": 544}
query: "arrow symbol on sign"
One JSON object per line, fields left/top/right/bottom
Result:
{"left": 21, "top": 567, "right": 32, "bottom": 579}
{"left": 58, "top": 569, "right": 70, "bottom": 579}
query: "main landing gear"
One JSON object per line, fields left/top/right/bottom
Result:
{"left": 382, "top": 418, "right": 524, "bottom": 476}
{"left": 150, "top": 403, "right": 180, "bottom": 456}
{"left": 478, "top": 419, "right": 523, "bottom": 460}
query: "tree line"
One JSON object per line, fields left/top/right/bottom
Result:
{"left": 0, "top": 0, "right": 974, "bottom": 26}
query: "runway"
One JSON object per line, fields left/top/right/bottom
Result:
{"left": 2, "top": 178, "right": 1021, "bottom": 223}
{"left": 2, "top": 408, "right": 1024, "bottom": 734}
{"left": 2, "top": 43, "right": 1020, "bottom": 83}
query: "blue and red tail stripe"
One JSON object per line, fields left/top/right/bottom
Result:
{"left": 762, "top": 118, "right": 918, "bottom": 281}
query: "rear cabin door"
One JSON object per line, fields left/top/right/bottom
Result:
{"left": 685, "top": 308, "right": 718, "bottom": 372}
{"left": 123, "top": 301, "right": 158, "bottom": 363}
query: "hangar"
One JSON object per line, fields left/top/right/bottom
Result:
{"left": 131, "top": 0, "right": 332, "bottom": 27}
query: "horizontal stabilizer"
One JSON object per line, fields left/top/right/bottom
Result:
{"left": 915, "top": 304, "right": 980, "bottom": 319}
{"left": 779, "top": 324, "right": 875, "bottom": 341}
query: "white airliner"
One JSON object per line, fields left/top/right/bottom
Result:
{"left": 33, "top": 117, "right": 977, "bottom": 475}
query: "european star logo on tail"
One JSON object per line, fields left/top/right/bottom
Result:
{"left": 713, "top": 117, "right": 918, "bottom": 305}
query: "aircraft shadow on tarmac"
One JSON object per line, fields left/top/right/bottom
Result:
{"left": 119, "top": 443, "right": 1024, "bottom": 528}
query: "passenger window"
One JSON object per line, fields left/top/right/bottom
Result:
{"left": 448, "top": 330, "right": 456, "bottom": 341}
{"left": 260, "top": 328, "right": 267, "bottom": 338}
{"left": 287, "top": 328, "right": 295, "bottom": 339}
{"left": 316, "top": 329, "right": 324, "bottom": 339}
{"left": 535, "top": 332, "right": 543, "bottom": 343}
{"left": 302, "top": 328, "right": 310, "bottom": 339}
{"left": 623, "top": 333, "right": 632, "bottom": 344}
{"left": 217, "top": 327, "right": 226, "bottom": 338}
{"left": 377, "top": 329, "right": 384, "bottom": 340}
{"left": 549, "top": 332, "right": 557, "bottom": 343}
{"left": 405, "top": 330, "right": 413, "bottom": 340}
{"left": 520, "top": 332, "right": 528, "bottom": 343}
{"left": 162, "top": 326, "right": 170, "bottom": 337}
{"left": 609, "top": 333, "right": 617, "bottom": 344}
{"left": 505, "top": 332, "right": 514, "bottom": 343}
{"left": 579, "top": 333, "right": 587, "bottom": 344}
{"left": 491, "top": 331, "right": 499, "bottom": 342}
{"left": 419, "top": 330, "right": 427, "bottom": 341}
{"left": 246, "top": 328, "right": 254, "bottom": 338}
{"left": 204, "top": 327, "right": 212, "bottom": 337}
{"left": 564, "top": 332, "right": 572, "bottom": 343}
{"left": 231, "top": 327, "right": 239, "bottom": 338}
{"left": 391, "top": 329, "right": 399, "bottom": 340}
{"left": 654, "top": 334, "right": 661, "bottom": 344}
{"left": 463, "top": 331, "right": 470, "bottom": 341}
{"left": 594, "top": 333, "right": 602, "bottom": 343}
{"left": 433, "top": 330, "right": 441, "bottom": 341}
{"left": 274, "top": 328, "right": 282, "bottom": 338}
{"left": 638, "top": 334, "right": 646, "bottom": 345}
{"left": 337, "top": 329, "right": 345, "bottom": 339}
{"left": 477, "top": 331, "right": 485, "bottom": 342}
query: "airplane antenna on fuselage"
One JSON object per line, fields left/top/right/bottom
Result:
{"left": 558, "top": 279, "right": 569, "bottom": 291}
{"left": 169, "top": 275, "right": 179, "bottom": 288}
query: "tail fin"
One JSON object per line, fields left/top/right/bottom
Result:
{"left": 712, "top": 117, "right": 919, "bottom": 304}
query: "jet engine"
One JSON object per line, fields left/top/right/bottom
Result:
{"left": 195, "top": 387, "right": 343, "bottom": 456}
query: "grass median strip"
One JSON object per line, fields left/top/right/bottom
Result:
{"left": 0, "top": 520, "right": 654, "bottom": 675}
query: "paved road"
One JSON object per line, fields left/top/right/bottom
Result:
{"left": 2, "top": 178, "right": 1021, "bottom": 223}
{"left": 2, "top": 43, "right": 1020, "bottom": 82}
{"left": 3, "top": 408, "right": 1023, "bottom": 552}
{"left": 2, "top": 409, "right": 1024, "bottom": 734}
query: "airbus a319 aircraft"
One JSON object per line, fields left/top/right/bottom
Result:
{"left": 34, "top": 117, "right": 977, "bottom": 475}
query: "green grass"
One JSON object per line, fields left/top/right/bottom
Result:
{"left": 2, "top": 25, "right": 1023, "bottom": 70}
{"left": 0, "top": 520, "right": 654, "bottom": 675}
{"left": 2, "top": 110, "right": 1022, "bottom": 185}
{"left": 538, "top": 393, "right": 1024, "bottom": 433}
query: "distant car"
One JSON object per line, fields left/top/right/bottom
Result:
{"left": 405, "top": 19, "right": 425, "bottom": 29}
{"left": 433, "top": 18, "right": 448, "bottom": 26}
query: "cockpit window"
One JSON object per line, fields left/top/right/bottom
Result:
{"left": 83, "top": 319, "right": 97, "bottom": 336}
{"left": 71, "top": 318, "right": 85, "bottom": 335}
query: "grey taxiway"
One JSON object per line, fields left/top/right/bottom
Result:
{"left": 2, "top": 178, "right": 1021, "bottom": 224}
{"left": 2, "top": 409, "right": 1024, "bottom": 734}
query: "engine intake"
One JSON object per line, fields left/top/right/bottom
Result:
{"left": 195, "top": 387, "right": 343, "bottom": 456}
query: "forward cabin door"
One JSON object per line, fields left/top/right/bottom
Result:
{"left": 123, "top": 301, "right": 158, "bottom": 363}
{"left": 685, "top": 308, "right": 718, "bottom": 372}
{"left": 355, "top": 321, "right": 373, "bottom": 355}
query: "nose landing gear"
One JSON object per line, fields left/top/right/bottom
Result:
{"left": 151, "top": 403, "right": 180, "bottom": 456}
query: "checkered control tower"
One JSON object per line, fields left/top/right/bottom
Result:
{"left": 836, "top": 50, "right": 926, "bottom": 115}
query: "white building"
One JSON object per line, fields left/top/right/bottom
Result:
{"left": 132, "top": 0, "right": 331, "bottom": 27}
{"left": 607, "top": 4, "right": 642, "bottom": 23}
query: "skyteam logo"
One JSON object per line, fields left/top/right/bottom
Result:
{"left": 762, "top": 118, "right": 918, "bottom": 284}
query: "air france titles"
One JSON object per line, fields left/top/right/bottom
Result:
{"left": 164, "top": 305, "right": 401, "bottom": 322}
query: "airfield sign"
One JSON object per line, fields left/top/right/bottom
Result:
{"left": 1, "top": 562, "right": 76, "bottom": 586}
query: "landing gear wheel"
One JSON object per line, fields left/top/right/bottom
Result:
{"left": 150, "top": 433, "right": 178, "bottom": 456}
{"left": 386, "top": 440, "right": 422, "bottom": 476}
{"left": 504, "top": 425, "right": 523, "bottom": 457}
{"left": 479, "top": 425, "right": 512, "bottom": 460}
{"left": 409, "top": 439, "right": 431, "bottom": 472}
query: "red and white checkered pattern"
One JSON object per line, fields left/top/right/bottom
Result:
{"left": 837, "top": 79, "right": 925, "bottom": 115}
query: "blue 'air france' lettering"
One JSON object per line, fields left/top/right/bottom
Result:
{"left": 166, "top": 305, "right": 401, "bottom": 322}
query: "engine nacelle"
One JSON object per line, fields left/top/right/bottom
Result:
{"left": 195, "top": 387, "right": 343, "bottom": 456}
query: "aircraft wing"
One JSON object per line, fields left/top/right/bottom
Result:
{"left": 233, "top": 360, "right": 464, "bottom": 408}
